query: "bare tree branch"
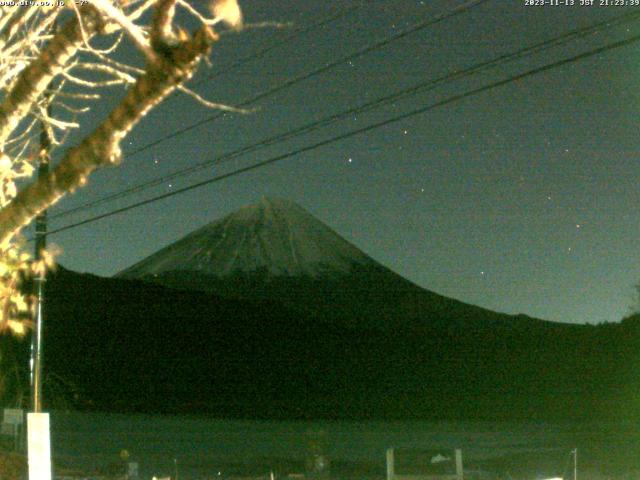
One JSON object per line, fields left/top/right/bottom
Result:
{"left": 0, "top": 0, "right": 250, "bottom": 334}
{"left": 89, "top": 0, "right": 157, "bottom": 62}
{"left": 0, "top": 25, "right": 217, "bottom": 246}
{"left": 0, "top": 6, "right": 105, "bottom": 146}
{"left": 177, "top": 84, "right": 252, "bottom": 113}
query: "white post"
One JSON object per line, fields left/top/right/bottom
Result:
{"left": 27, "top": 412, "right": 52, "bottom": 480}
{"left": 455, "top": 449, "right": 463, "bottom": 480}
{"left": 386, "top": 448, "right": 395, "bottom": 480}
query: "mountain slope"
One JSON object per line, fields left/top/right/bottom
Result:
{"left": 8, "top": 266, "right": 635, "bottom": 421}
{"left": 117, "top": 197, "right": 545, "bottom": 331}
{"left": 119, "top": 197, "right": 377, "bottom": 278}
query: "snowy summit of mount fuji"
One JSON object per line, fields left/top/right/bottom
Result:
{"left": 118, "top": 197, "right": 379, "bottom": 279}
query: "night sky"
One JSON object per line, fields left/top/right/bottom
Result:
{"left": 41, "top": 1, "right": 640, "bottom": 325}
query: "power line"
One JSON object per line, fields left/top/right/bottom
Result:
{"left": 49, "top": 0, "right": 490, "bottom": 220}
{"left": 119, "top": 0, "right": 488, "bottom": 159}
{"left": 50, "top": 8, "right": 640, "bottom": 221}
{"left": 190, "top": 3, "right": 370, "bottom": 88}
{"left": 43, "top": 5, "right": 369, "bottom": 221}
{"left": 42, "top": 31, "right": 640, "bottom": 238}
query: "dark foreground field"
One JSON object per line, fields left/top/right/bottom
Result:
{"left": 37, "top": 411, "right": 640, "bottom": 480}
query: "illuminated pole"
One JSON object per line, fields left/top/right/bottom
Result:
{"left": 30, "top": 101, "right": 50, "bottom": 413}
{"left": 27, "top": 72, "right": 54, "bottom": 480}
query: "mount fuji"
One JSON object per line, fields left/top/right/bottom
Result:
{"left": 119, "top": 197, "right": 377, "bottom": 278}
{"left": 117, "top": 197, "right": 531, "bottom": 331}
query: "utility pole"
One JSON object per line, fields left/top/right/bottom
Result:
{"left": 27, "top": 80, "right": 53, "bottom": 480}
{"left": 31, "top": 102, "right": 50, "bottom": 413}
